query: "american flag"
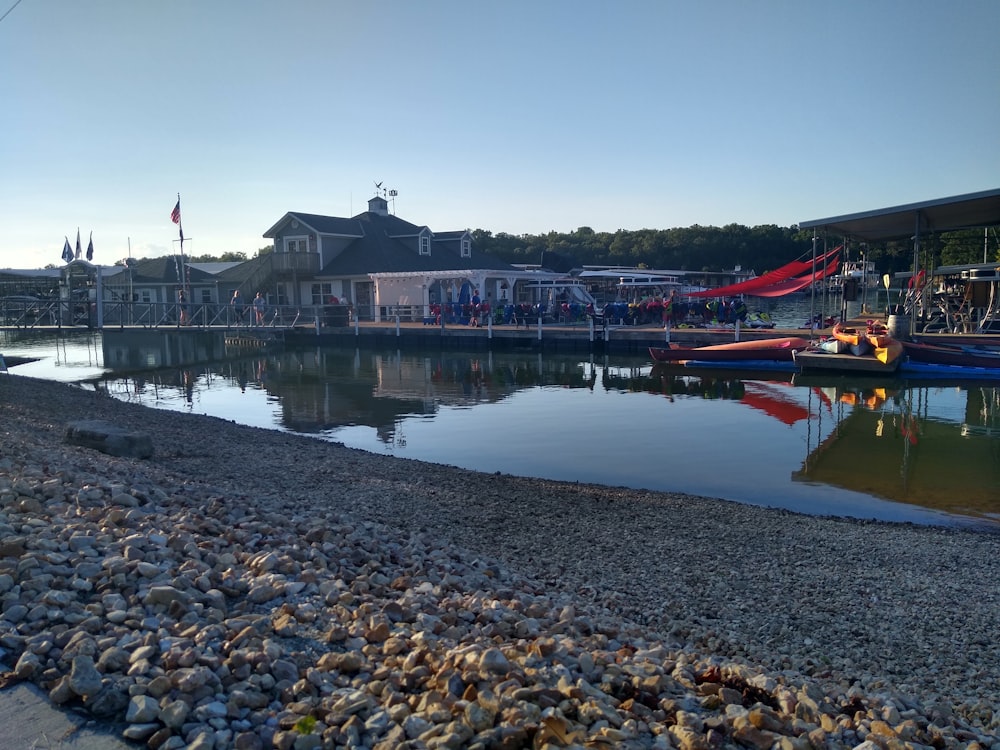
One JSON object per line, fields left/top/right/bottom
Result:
{"left": 170, "top": 200, "right": 181, "bottom": 224}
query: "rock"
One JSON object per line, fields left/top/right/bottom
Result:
{"left": 479, "top": 647, "right": 510, "bottom": 674}
{"left": 67, "top": 654, "right": 103, "bottom": 697}
{"left": 65, "top": 420, "right": 154, "bottom": 458}
{"left": 126, "top": 694, "right": 160, "bottom": 723}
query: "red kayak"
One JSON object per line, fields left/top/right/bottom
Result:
{"left": 649, "top": 336, "right": 811, "bottom": 363}
{"left": 902, "top": 340, "right": 1000, "bottom": 369}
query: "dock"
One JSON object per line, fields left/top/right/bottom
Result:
{"left": 278, "top": 319, "right": 823, "bottom": 355}
{"left": 793, "top": 349, "right": 901, "bottom": 374}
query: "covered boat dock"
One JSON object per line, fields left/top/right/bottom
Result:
{"left": 799, "top": 188, "right": 1000, "bottom": 336}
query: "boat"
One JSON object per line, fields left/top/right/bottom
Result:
{"left": 865, "top": 323, "right": 904, "bottom": 365}
{"left": 831, "top": 322, "right": 868, "bottom": 352}
{"left": 744, "top": 311, "right": 775, "bottom": 328}
{"left": 832, "top": 321, "right": 903, "bottom": 364}
{"left": 901, "top": 340, "right": 1000, "bottom": 369}
{"left": 899, "top": 360, "right": 1000, "bottom": 379}
{"left": 673, "top": 359, "right": 799, "bottom": 372}
{"left": 648, "top": 336, "right": 811, "bottom": 363}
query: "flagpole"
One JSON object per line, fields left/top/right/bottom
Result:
{"left": 177, "top": 193, "right": 187, "bottom": 300}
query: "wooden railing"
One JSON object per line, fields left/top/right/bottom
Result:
{"left": 271, "top": 253, "right": 320, "bottom": 274}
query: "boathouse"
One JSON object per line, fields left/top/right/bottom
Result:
{"left": 261, "top": 194, "right": 545, "bottom": 321}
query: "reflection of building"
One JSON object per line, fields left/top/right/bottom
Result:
{"left": 102, "top": 330, "right": 227, "bottom": 370}
{"left": 794, "top": 385, "right": 1000, "bottom": 520}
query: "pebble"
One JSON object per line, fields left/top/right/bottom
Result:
{"left": 1, "top": 375, "right": 999, "bottom": 748}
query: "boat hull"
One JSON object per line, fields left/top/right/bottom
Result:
{"left": 648, "top": 336, "right": 809, "bottom": 363}
{"left": 902, "top": 341, "right": 1000, "bottom": 369}
{"left": 899, "top": 361, "right": 1000, "bottom": 379}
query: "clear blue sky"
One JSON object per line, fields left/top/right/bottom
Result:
{"left": 2, "top": 0, "right": 998, "bottom": 268}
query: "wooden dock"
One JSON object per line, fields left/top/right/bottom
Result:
{"left": 793, "top": 348, "right": 901, "bottom": 374}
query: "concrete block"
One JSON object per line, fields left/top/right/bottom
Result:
{"left": 65, "top": 420, "right": 154, "bottom": 459}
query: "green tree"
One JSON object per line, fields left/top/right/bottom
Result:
{"left": 939, "top": 229, "right": 996, "bottom": 266}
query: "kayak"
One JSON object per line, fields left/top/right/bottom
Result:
{"left": 649, "top": 337, "right": 810, "bottom": 363}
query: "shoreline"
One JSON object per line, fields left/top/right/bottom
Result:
{"left": 1, "top": 374, "right": 999, "bottom": 747}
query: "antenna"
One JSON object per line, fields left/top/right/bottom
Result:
{"left": 388, "top": 188, "right": 398, "bottom": 214}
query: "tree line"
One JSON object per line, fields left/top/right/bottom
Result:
{"left": 470, "top": 225, "right": 999, "bottom": 276}
{"left": 99, "top": 225, "right": 997, "bottom": 277}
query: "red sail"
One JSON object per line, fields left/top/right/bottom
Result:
{"left": 748, "top": 255, "right": 841, "bottom": 298}
{"left": 686, "top": 246, "right": 842, "bottom": 298}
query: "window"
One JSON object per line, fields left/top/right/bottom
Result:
{"left": 461, "top": 237, "right": 471, "bottom": 258}
{"left": 286, "top": 237, "right": 308, "bottom": 253}
{"left": 200, "top": 289, "right": 212, "bottom": 303}
{"left": 419, "top": 234, "right": 430, "bottom": 256}
{"left": 311, "top": 282, "right": 333, "bottom": 305}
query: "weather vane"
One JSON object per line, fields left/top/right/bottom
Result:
{"left": 374, "top": 181, "right": 399, "bottom": 212}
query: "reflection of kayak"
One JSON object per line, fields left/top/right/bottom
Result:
{"left": 740, "top": 382, "right": 811, "bottom": 425}
{"left": 649, "top": 337, "right": 810, "bottom": 363}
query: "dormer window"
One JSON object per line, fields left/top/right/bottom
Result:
{"left": 461, "top": 236, "right": 471, "bottom": 258}
{"left": 419, "top": 234, "right": 431, "bottom": 256}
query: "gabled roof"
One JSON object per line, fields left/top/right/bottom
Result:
{"left": 214, "top": 255, "right": 270, "bottom": 284}
{"left": 430, "top": 230, "right": 469, "bottom": 241}
{"left": 264, "top": 208, "right": 512, "bottom": 276}
{"left": 799, "top": 188, "right": 1000, "bottom": 242}
{"left": 262, "top": 212, "right": 364, "bottom": 238}
{"left": 319, "top": 212, "right": 514, "bottom": 276}
{"left": 188, "top": 262, "right": 243, "bottom": 276}
{"left": 124, "top": 256, "right": 217, "bottom": 285}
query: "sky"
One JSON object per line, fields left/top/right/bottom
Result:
{"left": 1, "top": 0, "right": 998, "bottom": 269}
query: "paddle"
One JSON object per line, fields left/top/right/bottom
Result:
{"left": 882, "top": 274, "right": 891, "bottom": 313}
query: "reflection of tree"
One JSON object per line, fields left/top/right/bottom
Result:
{"left": 642, "top": 367, "right": 750, "bottom": 402}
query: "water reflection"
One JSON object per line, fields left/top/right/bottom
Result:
{"left": 795, "top": 382, "right": 1000, "bottom": 520}
{"left": 83, "top": 345, "right": 1000, "bottom": 528}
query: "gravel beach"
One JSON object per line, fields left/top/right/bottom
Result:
{"left": 1, "top": 373, "right": 998, "bottom": 749}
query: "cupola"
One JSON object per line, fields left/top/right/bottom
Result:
{"left": 368, "top": 195, "right": 389, "bottom": 216}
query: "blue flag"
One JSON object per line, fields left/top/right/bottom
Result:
{"left": 86, "top": 232, "right": 93, "bottom": 261}
{"left": 62, "top": 237, "right": 73, "bottom": 263}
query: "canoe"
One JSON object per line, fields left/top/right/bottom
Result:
{"left": 865, "top": 323, "right": 903, "bottom": 364}
{"left": 817, "top": 338, "right": 848, "bottom": 354}
{"left": 871, "top": 338, "right": 904, "bottom": 365}
{"left": 831, "top": 323, "right": 864, "bottom": 347}
{"left": 648, "top": 336, "right": 810, "bottom": 363}
{"left": 899, "top": 360, "right": 1000, "bottom": 379}
{"left": 832, "top": 322, "right": 902, "bottom": 363}
{"left": 902, "top": 340, "right": 1000, "bottom": 369}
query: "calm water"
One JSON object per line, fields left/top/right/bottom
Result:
{"left": 3, "top": 297, "right": 998, "bottom": 530}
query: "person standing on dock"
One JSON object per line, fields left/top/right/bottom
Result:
{"left": 177, "top": 288, "right": 189, "bottom": 326}
{"left": 253, "top": 292, "right": 266, "bottom": 326}
{"left": 230, "top": 290, "right": 243, "bottom": 325}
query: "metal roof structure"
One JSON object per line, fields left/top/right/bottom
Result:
{"left": 799, "top": 188, "right": 1000, "bottom": 242}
